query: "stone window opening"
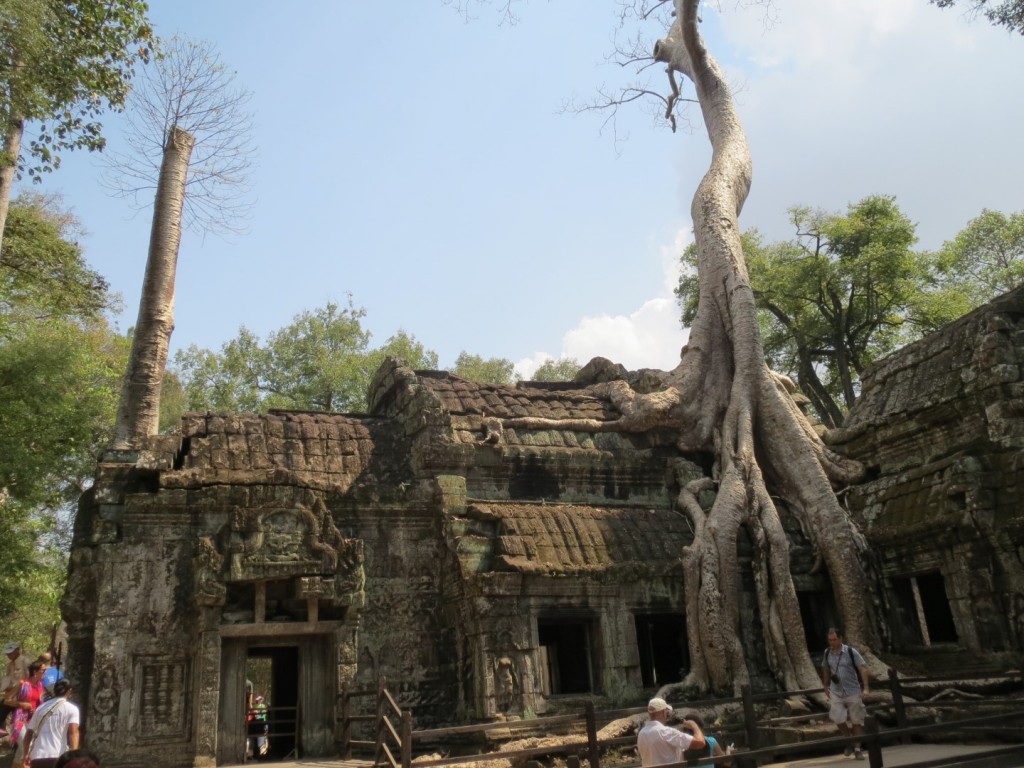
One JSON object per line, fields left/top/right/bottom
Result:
{"left": 634, "top": 613, "right": 688, "bottom": 688}
{"left": 537, "top": 618, "right": 595, "bottom": 695}
{"left": 892, "top": 572, "right": 959, "bottom": 648}
{"left": 224, "top": 579, "right": 347, "bottom": 626}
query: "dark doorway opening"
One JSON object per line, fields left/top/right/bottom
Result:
{"left": 890, "top": 577, "right": 925, "bottom": 648}
{"left": 798, "top": 590, "right": 839, "bottom": 652}
{"left": 634, "top": 614, "right": 688, "bottom": 688}
{"left": 538, "top": 619, "right": 594, "bottom": 694}
{"left": 917, "top": 572, "right": 958, "bottom": 644}
{"left": 246, "top": 645, "right": 299, "bottom": 761}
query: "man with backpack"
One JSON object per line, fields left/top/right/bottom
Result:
{"left": 821, "top": 628, "right": 870, "bottom": 760}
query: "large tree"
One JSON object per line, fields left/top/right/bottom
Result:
{"left": 172, "top": 301, "right": 439, "bottom": 415}
{"left": 929, "top": 0, "right": 1024, "bottom": 35}
{"left": 0, "top": 192, "right": 111, "bottom": 333}
{"left": 0, "top": 0, "right": 153, "bottom": 254}
{"left": 0, "top": 196, "right": 126, "bottom": 648}
{"left": 677, "top": 196, "right": 964, "bottom": 428}
{"left": 109, "top": 36, "right": 254, "bottom": 447}
{"left": 531, "top": 357, "right": 581, "bottom": 382}
{"left": 937, "top": 208, "right": 1024, "bottom": 305}
{"left": 496, "top": 0, "right": 876, "bottom": 695}
{"left": 452, "top": 352, "right": 517, "bottom": 385}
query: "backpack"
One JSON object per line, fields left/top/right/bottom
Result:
{"left": 684, "top": 734, "right": 718, "bottom": 766}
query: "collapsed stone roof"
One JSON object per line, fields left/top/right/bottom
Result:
{"left": 447, "top": 502, "right": 692, "bottom": 576}
{"left": 832, "top": 284, "right": 1024, "bottom": 474}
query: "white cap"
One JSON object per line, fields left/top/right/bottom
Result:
{"left": 648, "top": 697, "right": 672, "bottom": 713}
{"left": 3, "top": 642, "right": 19, "bottom": 655}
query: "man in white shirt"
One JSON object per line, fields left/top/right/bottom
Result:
{"left": 19, "top": 678, "right": 79, "bottom": 768}
{"left": 637, "top": 697, "right": 706, "bottom": 766}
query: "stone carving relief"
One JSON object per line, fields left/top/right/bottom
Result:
{"left": 488, "top": 623, "right": 532, "bottom": 716}
{"left": 226, "top": 497, "right": 359, "bottom": 581}
{"left": 494, "top": 656, "right": 519, "bottom": 713}
{"left": 194, "top": 536, "right": 226, "bottom": 607}
{"left": 88, "top": 662, "right": 119, "bottom": 751}
{"left": 192, "top": 496, "right": 366, "bottom": 616}
{"left": 130, "top": 657, "right": 190, "bottom": 743}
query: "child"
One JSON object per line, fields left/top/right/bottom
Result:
{"left": 682, "top": 713, "right": 733, "bottom": 767}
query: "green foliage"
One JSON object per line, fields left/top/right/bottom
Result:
{"left": 937, "top": 209, "right": 1024, "bottom": 304}
{"left": 0, "top": 319, "right": 125, "bottom": 511}
{"left": 0, "top": 193, "right": 124, "bottom": 633}
{"left": 929, "top": 0, "right": 1024, "bottom": 35}
{"left": 530, "top": 357, "right": 581, "bottom": 382}
{"left": 0, "top": 193, "right": 112, "bottom": 333}
{"left": 364, "top": 329, "right": 440, "bottom": 376}
{"left": 0, "top": 0, "right": 154, "bottom": 179}
{"left": 0, "top": 539, "right": 64, "bottom": 653}
{"left": 452, "top": 352, "right": 517, "bottom": 385}
{"left": 172, "top": 300, "right": 440, "bottom": 415}
{"left": 678, "top": 196, "right": 964, "bottom": 427}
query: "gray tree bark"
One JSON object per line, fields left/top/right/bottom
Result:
{"left": 112, "top": 125, "right": 196, "bottom": 447}
{"left": 504, "top": 0, "right": 879, "bottom": 694}
{"left": 0, "top": 119, "right": 25, "bottom": 262}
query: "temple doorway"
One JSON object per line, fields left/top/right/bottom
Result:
{"left": 217, "top": 635, "right": 335, "bottom": 764}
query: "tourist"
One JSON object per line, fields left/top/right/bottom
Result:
{"left": 2, "top": 642, "right": 30, "bottom": 735}
{"left": 821, "top": 627, "right": 870, "bottom": 760}
{"left": 247, "top": 693, "right": 268, "bottom": 757}
{"left": 11, "top": 660, "right": 49, "bottom": 748}
{"left": 37, "top": 654, "right": 63, "bottom": 699}
{"left": 19, "top": 679, "right": 79, "bottom": 768}
{"left": 682, "top": 713, "right": 732, "bottom": 767}
{"left": 637, "top": 697, "right": 706, "bottom": 766}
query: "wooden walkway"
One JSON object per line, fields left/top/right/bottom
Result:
{"left": 222, "top": 743, "right": 1019, "bottom": 768}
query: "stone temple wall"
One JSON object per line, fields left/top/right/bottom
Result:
{"left": 61, "top": 288, "right": 1024, "bottom": 766}
{"left": 830, "top": 285, "right": 1024, "bottom": 658}
{"left": 63, "top": 362, "right": 736, "bottom": 766}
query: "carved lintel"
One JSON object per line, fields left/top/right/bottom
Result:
{"left": 296, "top": 576, "right": 336, "bottom": 599}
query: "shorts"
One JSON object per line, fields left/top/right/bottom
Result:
{"left": 829, "top": 691, "right": 866, "bottom": 726}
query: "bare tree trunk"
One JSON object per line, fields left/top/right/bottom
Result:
{"left": 112, "top": 125, "right": 195, "bottom": 448}
{"left": 505, "top": 1, "right": 878, "bottom": 695}
{"left": 0, "top": 119, "right": 25, "bottom": 262}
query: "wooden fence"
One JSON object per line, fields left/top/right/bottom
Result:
{"left": 336, "top": 668, "right": 1024, "bottom": 768}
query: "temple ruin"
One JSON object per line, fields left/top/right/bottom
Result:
{"left": 63, "top": 286, "right": 1024, "bottom": 766}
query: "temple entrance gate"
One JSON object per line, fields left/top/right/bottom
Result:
{"left": 217, "top": 634, "right": 336, "bottom": 764}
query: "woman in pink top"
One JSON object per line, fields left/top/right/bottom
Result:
{"left": 11, "top": 660, "right": 47, "bottom": 745}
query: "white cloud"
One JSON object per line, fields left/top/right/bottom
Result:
{"left": 515, "top": 228, "right": 692, "bottom": 380}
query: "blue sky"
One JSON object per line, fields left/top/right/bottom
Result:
{"left": 22, "top": 1, "right": 1024, "bottom": 377}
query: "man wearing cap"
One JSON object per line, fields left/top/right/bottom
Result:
{"left": 19, "top": 678, "right": 79, "bottom": 768}
{"left": 2, "top": 642, "right": 30, "bottom": 733}
{"left": 637, "top": 697, "right": 706, "bottom": 766}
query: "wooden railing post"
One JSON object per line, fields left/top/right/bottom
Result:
{"left": 373, "top": 676, "right": 388, "bottom": 767}
{"left": 741, "top": 683, "right": 760, "bottom": 767}
{"left": 584, "top": 701, "right": 600, "bottom": 768}
{"left": 401, "top": 710, "right": 413, "bottom": 768}
{"left": 865, "top": 715, "right": 882, "bottom": 768}
{"left": 340, "top": 685, "right": 352, "bottom": 758}
{"left": 887, "top": 666, "right": 908, "bottom": 742}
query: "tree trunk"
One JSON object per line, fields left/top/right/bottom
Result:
{"left": 505, "top": 0, "right": 879, "bottom": 695}
{"left": 0, "top": 119, "right": 25, "bottom": 262}
{"left": 112, "top": 125, "right": 195, "bottom": 448}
